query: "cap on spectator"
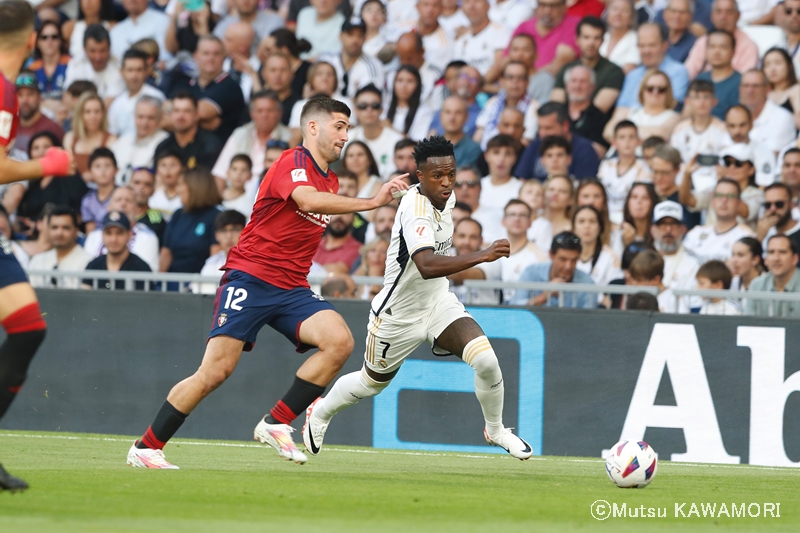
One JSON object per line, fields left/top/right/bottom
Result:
{"left": 653, "top": 201, "right": 683, "bottom": 224}
{"left": 15, "top": 71, "right": 39, "bottom": 92}
{"left": 102, "top": 211, "right": 131, "bottom": 231}
{"left": 342, "top": 19, "right": 366, "bottom": 33}
{"left": 720, "top": 143, "right": 754, "bottom": 165}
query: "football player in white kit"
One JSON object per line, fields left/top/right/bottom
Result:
{"left": 302, "top": 136, "right": 532, "bottom": 460}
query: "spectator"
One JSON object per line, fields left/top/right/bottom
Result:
{"left": 641, "top": 135, "right": 665, "bottom": 169}
{"left": 598, "top": 121, "right": 651, "bottom": 225}
{"left": 218, "top": 23, "right": 259, "bottom": 103}
{"left": 509, "top": 0, "right": 579, "bottom": 75}
{"left": 194, "top": 209, "right": 247, "bottom": 294}
{"left": 684, "top": 178, "right": 755, "bottom": 264}
{"left": 601, "top": 0, "right": 640, "bottom": 73}
{"left": 28, "top": 206, "right": 92, "bottom": 289}
{"left": 58, "top": 79, "right": 97, "bottom": 132}
{"left": 605, "top": 70, "right": 680, "bottom": 145}
{"left": 440, "top": 0, "right": 470, "bottom": 36}
{"left": 212, "top": 90, "right": 291, "bottom": 186}
{"left": 13, "top": 206, "right": 53, "bottom": 264}
{"left": 220, "top": 154, "right": 254, "bottom": 221}
{"left": 109, "top": 0, "right": 169, "bottom": 61}
{"left": 384, "top": 65, "right": 435, "bottom": 142}
{"left": 489, "top": 0, "right": 535, "bottom": 31}
{"left": 165, "top": 0, "right": 216, "bottom": 55}
{"left": 319, "top": 20, "right": 383, "bottom": 101}
{"left": 28, "top": 21, "right": 70, "bottom": 113}
{"left": 453, "top": 199, "right": 547, "bottom": 303}
{"left": 538, "top": 135, "right": 572, "bottom": 178}
{"left": 295, "top": 0, "right": 347, "bottom": 59}
{"left": 160, "top": 167, "right": 222, "bottom": 274}
{"left": 363, "top": 203, "right": 397, "bottom": 243}
{"left": 696, "top": 29, "right": 741, "bottom": 120}
{"left": 313, "top": 212, "right": 362, "bottom": 273}
{"left": 780, "top": 147, "right": 800, "bottom": 201}
{"left": 129, "top": 167, "right": 166, "bottom": 244}
{"left": 259, "top": 29, "right": 313, "bottom": 99}
{"left": 63, "top": 0, "right": 116, "bottom": 61}
{"left": 130, "top": 40, "right": 162, "bottom": 89}
{"left": 563, "top": 64, "right": 609, "bottom": 156}
{"left": 111, "top": 96, "right": 168, "bottom": 185}
{"left": 651, "top": 200, "right": 700, "bottom": 309}
{"left": 730, "top": 236, "right": 764, "bottom": 291}
{"left": 347, "top": 84, "right": 403, "bottom": 179}
{"left": 474, "top": 61, "right": 537, "bottom": 150}
{"left": 452, "top": 201, "right": 473, "bottom": 226}
{"left": 551, "top": 16, "right": 625, "bottom": 114}
{"left": 724, "top": 104, "right": 776, "bottom": 187}
{"left": 360, "top": 0, "right": 393, "bottom": 60}
{"left": 352, "top": 235, "right": 390, "bottom": 300}
{"left": 63, "top": 91, "right": 117, "bottom": 182}
{"left": 663, "top": 0, "right": 697, "bottom": 63}
{"left": 393, "top": 139, "right": 418, "bottom": 176}
{"left": 261, "top": 138, "right": 287, "bottom": 175}
{"left": 342, "top": 142, "right": 382, "bottom": 218}
{"left": 440, "top": 96, "right": 482, "bottom": 169}
{"left": 449, "top": 217, "right": 500, "bottom": 304}
{"left": 627, "top": 249, "right": 687, "bottom": 313}
{"left": 82, "top": 210, "right": 152, "bottom": 290}
{"left": 81, "top": 147, "right": 117, "bottom": 233}
{"left": 745, "top": 234, "right": 800, "bottom": 317}
{"left": 108, "top": 50, "right": 165, "bottom": 138}
{"left": 757, "top": 182, "right": 800, "bottom": 252}
{"left": 740, "top": 69, "right": 796, "bottom": 155}
{"left": 63, "top": 24, "right": 124, "bottom": 101}
{"left": 763, "top": 47, "right": 800, "bottom": 130}
{"left": 615, "top": 182, "right": 658, "bottom": 257}
{"left": 780, "top": 0, "right": 800, "bottom": 76}
{"left": 575, "top": 178, "right": 612, "bottom": 247}
{"left": 321, "top": 272, "right": 359, "bottom": 299}
{"left": 13, "top": 71, "right": 64, "bottom": 154}
{"left": 259, "top": 53, "right": 299, "bottom": 127}
{"left": 512, "top": 231, "right": 595, "bottom": 307}
{"left": 617, "top": 23, "right": 689, "bottom": 108}
{"left": 572, "top": 205, "right": 621, "bottom": 304}
{"left": 515, "top": 102, "right": 600, "bottom": 179}
{"left": 696, "top": 260, "right": 740, "bottom": 315}
{"left": 149, "top": 148, "right": 185, "bottom": 220}
{"left": 626, "top": 291, "right": 660, "bottom": 310}
{"left": 684, "top": 0, "right": 759, "bottom": 80}
{"left": 499, "top": 34, "right": 555, "bottom": 105}
{"left": 454, "top": 0, "right": 512, "bottom": 76}
{"left": 406, "top": 0, "right": 455, "bottom": 72}
{"left": 287, "top": 61, "right": 343, "bottom": 146}
{"left": 428, "top": 64, "right": 483, "bottom": 137}
{"left": 453, "top": 166, "right": 485, "bottom": 221}
{"left": 156, "top": 92, "right": 222, "bottom": 171}
{"left": 213, "top": 0, "right": 283, "bottom": 53}
{"left": 477, "top": 134, "right": 523, "bottom": 241}
{"left": 16, "top": 133, "right": 88, "bottom": 226}
{"left": 392, "top": 31, "right": 445, "bottom": 111}
{"left": 334, "top": 170, "right": 369, "bottom": 244}
{"left": 542, "top": 174, "right": 574, "bottom": 235}
{"left": 649, "top": 145, "right": 700, "bottom": 229}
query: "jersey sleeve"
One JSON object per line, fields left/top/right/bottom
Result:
{"left": 400, "top": 194, "right": 436, "bottom": 257}
{"left": 270, "top": 151, "right": 317, "bottom": 201}
{"left": 0, "top": 76, "right": 19, "bottom": 150}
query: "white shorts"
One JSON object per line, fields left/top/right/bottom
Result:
{"left": 363, "top": 291, "right": 471, "bottom": 375}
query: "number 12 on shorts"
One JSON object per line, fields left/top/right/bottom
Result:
{"left": 223, "top": 287, "right": 248, "bottom": 311}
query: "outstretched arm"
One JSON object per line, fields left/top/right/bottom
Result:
{"left": 413, "top": 240, "right": 510, "bottom": 280}
{"left": 0, "top": 147, "right": 73, "bottom": 185}
{"left": 291, "top": 175, "right": 408, "bottom": 215}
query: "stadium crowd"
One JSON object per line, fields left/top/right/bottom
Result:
{"left": 3, "top": 0, "right": 800, "bottom": 316}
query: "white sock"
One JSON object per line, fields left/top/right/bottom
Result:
{"left": 315, "top": 368, "right": 389, "bottom": 422}
{"left": 463, "top": 336, "right": 504, "bottom": 439}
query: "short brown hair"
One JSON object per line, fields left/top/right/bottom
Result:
{"left": 696, "top": 260, "right": 732, "bottom": 289}
{"left": 628, "top": 250, "right": 664, "bottom": 281}
{"left": 0, "top": 1, "right": 35, "bottom": 50}
{"left": 182, "top": 167, "right": 222, "bottom": 212}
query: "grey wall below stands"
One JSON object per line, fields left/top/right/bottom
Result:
{"left": 3, "top": 291, "right": 800, "bottom": 466}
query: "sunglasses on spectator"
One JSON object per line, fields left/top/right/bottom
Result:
{"left": 356, "top": 102, "right": 382, "bottom": 111}
{"left": 455, "top": 180, "right": 479, "bottom": 188}
{"left": 266, "top": 139, "right": 289, "bottom": 150}
{"left": 763, "top": 201, "right": 786, "bottom": 210}
{"left": 15, "top": 74, "right": 36, "bottom": 87}
{"left": 645, "top": 85, "right": 667, "bottom": 94}
{"left": 713, "top": 192, "right": 738, "bottom": 200}
{"left": 39, "top": 34, "right": 59, "bottom": 40}
{"left": 722, "top": 157, "right": 747, "bottom": 167}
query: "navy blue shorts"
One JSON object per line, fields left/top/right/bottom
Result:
{"left": 209, "top": 269, "right": 336, "bottom": 352}
{"left": 0, "top": 238, "right": 29, "bottom": 289}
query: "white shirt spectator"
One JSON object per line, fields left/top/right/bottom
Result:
{"left": 737, "top": 0, "right": 776, "bottom": 24}
{"left": 600, "top": 30, "right": 641, "bottom": 68}
{"left": 295, "top": 8, "right": 346, "bottom": 59}
{"left": 477, "top": 176, "right": 523, "bottom": 242}
{"left": 83, "top": 223, "right": 160, "bottom": 272}
{"left": 657, "top": 286, "right": 690, "bottom": 313}
{"left": 63, "top": 56, "right": 125, "bottom": 100}
{"left": 670, "top": 118, "right": 730, "bottom": 193}
{"left": 662, "top": 245, "right": 700, "bottom": 293}
{"left": 690, "top": 184, "right": 764, "bottom": 231}
{"left": 751, "top": 99, "right": 797, "bottom": 154}
{"left": 453, "top": 21, "right": 512, "bottom": 76}
{"left": 68, "top": 20, "right": 111, "bottom": 61}
{"left": 149, "top": 189, "right": 183, "bottom": 221}
{"left": 477, "top": 240, "right": 548, "bottom": 303}
{"left": 763, "top": 218, "right": 800, "bottom": 249}
{"left": 597, "top": 158, "right": 652, "bottom": 225}
{"left": 110, "top": 8, "right": 170, "bottom": 61}
{"left": 489, "top": 0, "right": 535, "bottom": 32}
{"left": 222, "top": 193, "right": 254, "bottom": 222}
{"left": 112, "top": 129, "right": 169, "bottom": 185}
{"left": 347, "top": 125, "right": 405, "bottom": 179}
{"left": 477, "top": 93, "right": 539, "bottom": 147}
{"left": 385, "top": 105, "right": 436, "bottom": 142}
{"left": 577, "top": 246, "right": 622, "bottom": 287}
{"left": 193, "top": 250, "right": 227, "bottom": 294}
{"left": 107, "top": 85, "right": 166, "bottom": 138}
{"left": 420, "top": 26, "right": 454, "bottom": 72}
{"left": 683, "top": 223, "right": 755, "bottom": 264}
{"left": 211, "top": 121, "right": 292, "bottom": 183}
{"left": 28, "top": 245, "right": 92, "bottom": 289}
{"left": 528, "top": 217, "right": 553, "bottom": 251}
{"left": 386, "top": 62, "right": 444, "bottom": 111}
{"left": 439, "top": 9, "right": 470, "bottom": 39}
{"left": 700, "top": 298, "right": 741, "bottom": 315}
{"left": 318, "top": 52, "right": 384, "bottom": 100}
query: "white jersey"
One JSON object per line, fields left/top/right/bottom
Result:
{"left": 683, "top": 223, "right": 755, "bottom": 264}
{"left": 528, "top": 217, "right": 553, "bottom": 251}
{"left": 597, "top": 158, "right": 651, "bottom": 225}
{"left": 317, "top": 52, "right": 384, "bottom": 101}
{"left": 478, "top": 176, "right": 523, "bottom": 242}
{"left": 372, "top": 186, "right": 456, "bottom": 322}
{"left": 670, "top": 118, "right": 730, "bottom": 193}
{"left": 700, "top": 299, "right": 742, "bottom": 315}
{"left": 453, "top": 22, "right": 512, "bottom": 76}
{"left": 477, "top": 240, "right": 547, "bottom": 303}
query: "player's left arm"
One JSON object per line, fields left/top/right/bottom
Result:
{"left": 291, "top": 175, "right": 409, "bottom": 215}
{"left": 413, "top": 240, "right": 510, "bottom": 280}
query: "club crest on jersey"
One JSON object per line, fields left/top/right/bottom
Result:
{"left": 291, "top": 168, "right": 308, "bottom": 182}
{"left": 218, "top": 313, "right": 227, "bottom": 327}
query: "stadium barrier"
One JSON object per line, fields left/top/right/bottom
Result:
{"left": 3, "top": 290, "right": 799, "bottom": 467}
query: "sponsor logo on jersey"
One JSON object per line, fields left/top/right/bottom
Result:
{"left": 415, "top": 225, "right": 429, "bottom": 239}
{"left": 296, "top": 210, "right": 331, "bottom": 228}
{"left": 291, "top": 168, "right": 308, "bottom": 182}
{"left": 434, "top": 236, "right": 453, "bottom": 256}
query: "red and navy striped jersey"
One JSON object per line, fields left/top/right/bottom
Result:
{"left": 224, "top": 146, "right": 339, "bottom": 290}
{"left": 0, "top": 73, "right": 20, "bottom": 153}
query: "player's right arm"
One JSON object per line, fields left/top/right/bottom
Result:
{"left": 0, "top": 147, "right": 73, "bottom": 185}
{"left": 291, "top": 175, "right": 409, "bottom": 215}
{"left": 414, "top": 241, "right": 510, "bottom": 280}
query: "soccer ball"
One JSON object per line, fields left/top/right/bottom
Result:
{"left": 605, "top": 440, "right": 658, "bottom": 488}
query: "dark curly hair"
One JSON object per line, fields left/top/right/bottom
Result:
{"left": 413, "top": 135, "right": 454, "bottom": 167}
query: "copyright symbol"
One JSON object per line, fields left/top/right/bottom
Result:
{"left": 590, "top": 499, "right": 611, "bottom": 521}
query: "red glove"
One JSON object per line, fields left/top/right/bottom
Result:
{"left": 40, "top": 147, "right": 71, "bottom": 177}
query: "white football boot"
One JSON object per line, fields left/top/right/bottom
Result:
{"left": 254, "top": 419, "right": 308, "bottom": 464}
{"left": 484, "top": 428, "right": 533, "bottom": 460}
{"left": 127, "top": 441, "right": 180, "bottom": 469}
{"left": 302, "top": 397, "right": 329, "bottom": 455}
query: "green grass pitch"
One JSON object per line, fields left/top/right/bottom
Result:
{"left": 0, "top": 431, "right": 797, "bottom": 532}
